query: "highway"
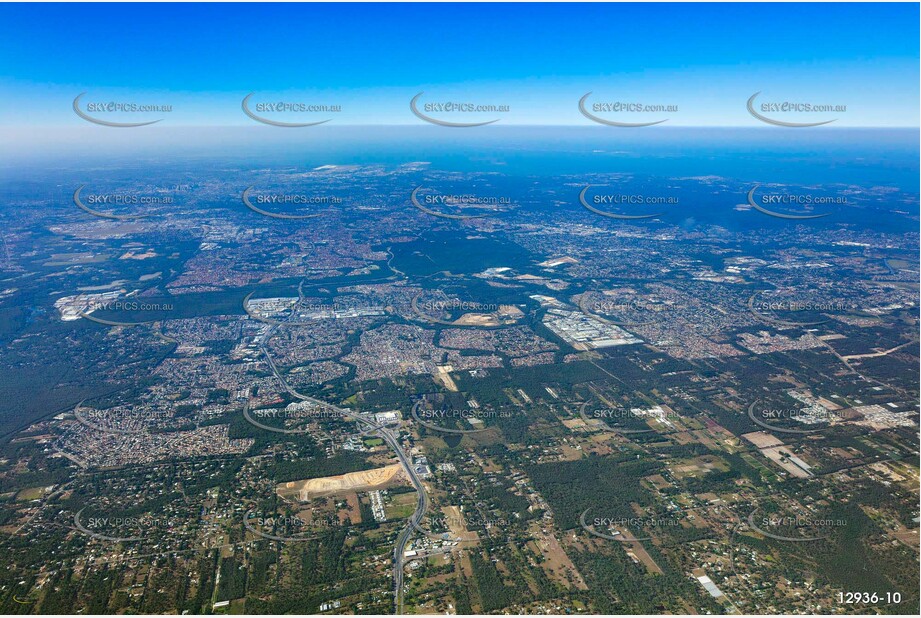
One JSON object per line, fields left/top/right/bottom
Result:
{"left": 258, "top": 326, "right": 425, "bottom": 614}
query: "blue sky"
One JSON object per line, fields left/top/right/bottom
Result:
{"left": 0, "top": 2, "right": 918, "bottom": 127}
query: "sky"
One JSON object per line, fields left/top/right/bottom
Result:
{"left": 0, "top": 2, "right": 918, "bottom": 130}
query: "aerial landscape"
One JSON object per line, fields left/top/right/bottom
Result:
{"left": 0, "top": 2, "right": 918, "bottom": 616}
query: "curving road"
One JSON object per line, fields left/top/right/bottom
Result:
{"left": 258, "top": 327, "right": 424, "bottom": 613}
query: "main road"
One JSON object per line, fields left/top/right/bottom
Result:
{"left": 258, "top": 327, "right": 424, "bottom": 614}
